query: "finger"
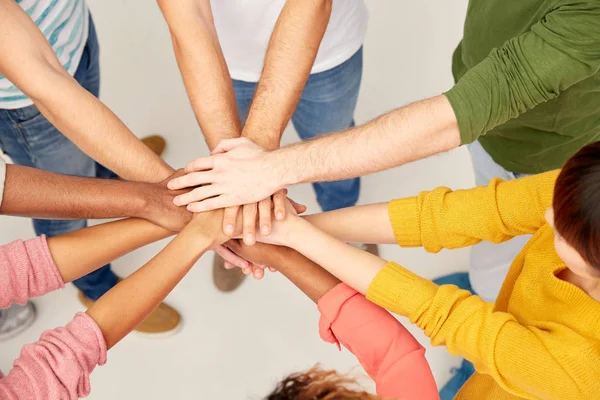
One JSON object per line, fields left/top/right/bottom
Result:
{"left": 214, "top": 245, "right": 249, "bottom": 269}
{"left": 211, "top": 137, "right": 250, "bottom": 155}
{"left": 168, "top": 171, "right": 215, "bottom": 190}
{"left": 242, "top": 267, "right": 252, "bottom": 275}
{"left": 242, "top": 203, "right": 258, "bottom": 245}
{"left": 272, "top": 189, "right": 288, "bottom": 220}
{"left": 289, "top": 198, "right": 308, "bottom": 214}
{"left": 258, "top": 198, "right": 272, "bottom": 236}
{"left": 223, "top": 206, "right": 240, "bottom": 235}
{"left": 174, "top": 185, "right": 223, "bottom": 206}
{"left": 253, "top": 266, "right": 264, "bottom": 280}
{"left": 187, "top": 196, "right": 235, "bottom": 213}
{"left": 224, "top": 261, "right": 233, "bottom": 270}
{"left": 184, "top": 157, "right": 215, "bottom": 173}
{"left": 268, "top": 266, "right": 277, "bottom": 273}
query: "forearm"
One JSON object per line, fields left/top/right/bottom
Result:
{"left": 86, "top": 225, "right": 212, "bottom": 349}
{"left": 47, "top": 218, "right": 172, "bottom": 283}
{"left": 303, "top": 203, "right": 396, "bottom": 244}
{"left": 242, "top": 0, "right": 332, "bottom": 149}
{"left": 273, "top": 95, "right": 460, "bottom": 185}
{"left": 1, "top": 164, "right": 153, "bottom": 220}
{"left": 283, "top": 218, "right": 388, "bottom": 294}
{"left": 158, "top": 0, "right": 240, "bottom": 150}
{"left": 31, "top": 75, "right": 173, "bottom": 182}
{"left": 269, "top": 246, "right": 340, "bottom": 303}
{"left": 0, "top": 1, "right": 171, "bottom": 182}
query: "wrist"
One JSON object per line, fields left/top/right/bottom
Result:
{"left": 132, "top": 183, "right": 157, "bottom": 220}
{"left": 279, "top": 216, "right": 309, "bottom": 248}
{"left": 267, "top": 150, "right": 297, "bottom": 188}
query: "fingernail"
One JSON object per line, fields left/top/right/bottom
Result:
{"left": 277, "top": 212, "right": 284, "bottom": 220}
{"left": 245, "top": 234, "right": 254, "bottom": 244}
{"left": 261, "top": 225, "right": 269, "bottom": 235}
{"left": 173, "top": 197, "right": 181, "bottom": 205}
{"left": 225, "top": 225, "right": 234, "bottom": 234}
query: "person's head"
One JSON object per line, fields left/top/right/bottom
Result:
{"left": 265, "top": 366, "right": 383, "bottom": 400}
{"left": 546, "top": 142, "right": 600, "bottom": 279}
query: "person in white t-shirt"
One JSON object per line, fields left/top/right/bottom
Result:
{"left": 158, "top": 0, "right": 372, "bottom": 292}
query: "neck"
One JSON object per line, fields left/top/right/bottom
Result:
{"left": 561, "top": 269, "right": 600, "bottom": 301}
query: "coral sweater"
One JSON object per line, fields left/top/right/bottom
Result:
{"left": 366, "top": 170, "right": 600, "bottom": 399}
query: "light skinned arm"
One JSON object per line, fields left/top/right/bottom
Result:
{"left": 158, "top": 0, "right": 330, "bottom": 240}
{"left": 85, "top": 210, "right": 228, "bottom": 349}
{"left": 0, "top": 0, "right": 172, "bottom": 182}
{"left": 240, "top": 0, "right": 333, "bottom": 149}
{"left": 0, "top": 164, "right": 191, "bottom": 231}
{"left": 170, "top": 6, "right": 600, "bottom": 211}
{"left": 168, "top": 95, "right": 460, "bottom": 210}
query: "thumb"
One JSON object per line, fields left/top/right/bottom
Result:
{"left": 211, "top": 137, "right": 250, "bottom": 155}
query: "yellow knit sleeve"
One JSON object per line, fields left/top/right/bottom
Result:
{"left": 388, "top": 170, "right": 559, "bottom": 252}
{"left": 367, "top": 262, "right": 599, "bottom": 399}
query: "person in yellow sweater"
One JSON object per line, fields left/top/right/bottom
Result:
{"left": 237, "top": 142, "right": 600, "bottom": 399}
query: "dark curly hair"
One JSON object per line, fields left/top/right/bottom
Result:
{"left": 265, "top": 366, "right": 384, "bottom": 400}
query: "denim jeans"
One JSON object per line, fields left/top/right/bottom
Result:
{"left": 0, "top": 15, "right": 118, "bottom": 300}
{"left": 233, "top": 48, "right": 363, "bottom": 212}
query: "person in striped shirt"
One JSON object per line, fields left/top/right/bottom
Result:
{"left": 0, "top": 0, "right": 182, "bottom": 337}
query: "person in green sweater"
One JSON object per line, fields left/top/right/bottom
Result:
{"left": 166, "top": 1, "right": 600, "bottom": 397}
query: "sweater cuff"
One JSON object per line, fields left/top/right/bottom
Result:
{"left": 70, "top": 312, "right": 108, "bottom": 367}
{"left": 317, "top": 283, "right": 359, "bottom": 351}
{"left": 388, "top": 198, "right": 422, "bottom": 247}
{"left": 366, "top": 262, "right": 438, "bottom": 318}
{"left": 36, "top": 235, "right": 65, "bottom": 290}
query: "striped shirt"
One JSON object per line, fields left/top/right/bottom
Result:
{"left": 0, "top": 0, "right": 89, "bottom": 109}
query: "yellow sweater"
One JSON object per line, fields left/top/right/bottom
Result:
{"left": 366, "top": 171, "right": 600, "bottom": 400}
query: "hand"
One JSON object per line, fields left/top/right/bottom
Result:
{"left": 222, "top": 189, "right": 307, "bottom": 245}
{"left": 245, "top": 199, "right": 305, "bottom": 247}
{"left": 143, "top": 169, "right": 193, "bottom": 232}
{"left": 167, "top": 138, "right": 284, "bottom": 212}
{"left": 187, "top": 208, "right": 241, "bottom": 246}
{"left": 227, "top": 240, "right": 291, "bottom": 280}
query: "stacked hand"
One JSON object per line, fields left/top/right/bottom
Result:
{"left": 167, "top": 138, "right": 308, "bottom": 277}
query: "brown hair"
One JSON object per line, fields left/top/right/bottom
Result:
{"left": 265, "top": 366, "right": 384, "bottom": 400}
{"left": 553, "top": 141, "right": 600, "bottom": 271}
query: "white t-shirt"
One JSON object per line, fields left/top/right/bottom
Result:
{"left": 210, "top": 0, "right": 368, "bottom": 82}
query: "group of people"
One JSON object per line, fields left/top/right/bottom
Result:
{"left": 1, "top": 0, "right": 599, "bottom": 399}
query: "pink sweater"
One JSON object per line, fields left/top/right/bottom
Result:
{"left": 318, "top": 283, "right": 439, "bottom": 399}
{"left": 0, "top": 237, "right": 107, "bottom": 400}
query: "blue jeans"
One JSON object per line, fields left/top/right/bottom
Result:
{"left": 233, "top": 48, "right": 363, "bottom": 212}
{"left": 0, "top": 15, "right": 118, "bottom": 300}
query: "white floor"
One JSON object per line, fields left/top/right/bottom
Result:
{"left": 0, "top": 1, "right": 474, "bottom": 398}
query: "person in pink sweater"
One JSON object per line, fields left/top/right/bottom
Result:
{"left": 0, "top": 208, "right": 235, "bottom": 399}
{"left": 229, "top": 240, "right": 439, "bottom": 400}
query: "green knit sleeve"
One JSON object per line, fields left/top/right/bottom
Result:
{"left": 445, "top": 3, "right": 600, "bottom": 144}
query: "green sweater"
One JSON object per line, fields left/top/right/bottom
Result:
{"left": 445, "top": 1, "right": 600, "bottom": 174}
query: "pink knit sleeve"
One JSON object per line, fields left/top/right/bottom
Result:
{"left": 0, "top": 236, "right": 64, "bottom": 308}
{"left": 318, "top": 283, "right": 439, "bottom": 400}
{"left": 0, "top": 312, "right": 107, "bottom": 400}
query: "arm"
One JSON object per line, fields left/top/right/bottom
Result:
{"left": 0, "top": 211, "right": 230, "bottom": 399}
{"left": 0, "top": 0, "right": 172, "bottom": 182}
{"left": 157, "top": 0, "right": 240, "bottom": 150}
{"left": 241, "top": 0, "right": 332, "bottom": 149}
{"left": 302, "top": 203, "right": 397, "bottom": 245}
{"left": 171, "top": 6, "right": 600, "bottom": 210}
{"left": 0, "top": 164, "right": 191, "bottom": 231}
{"left": 0, "top": 218, "right": 172, "bottom": 309}
{"left": 228, "top": 241, "right": 438, "bottom": 400}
